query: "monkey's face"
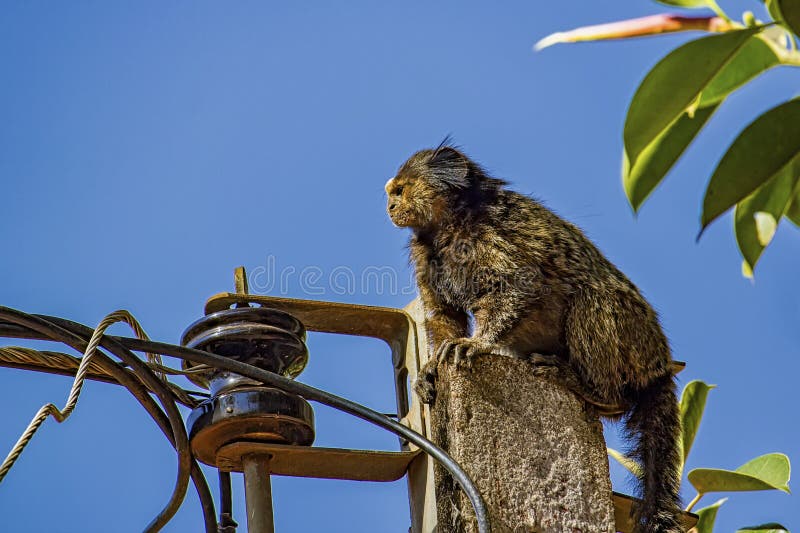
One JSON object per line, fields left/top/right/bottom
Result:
{"left": 385, "top": 174, "right": 430, "bottom": 229}
{"left": 386, "top": 148, "right": 468, "bottom": 230}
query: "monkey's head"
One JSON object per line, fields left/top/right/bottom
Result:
{"left": 385, "top": 141, "right": 506, "bottom": 231}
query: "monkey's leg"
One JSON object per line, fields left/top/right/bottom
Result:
{"left": 414, "top": 294, "right": 470, "bottom": 404}
{"left": 434, "top": 293, "right": 524, "bottom": 369}
{"left": 565, "top": 290, "right": 682, "bottom": 531}
{"left": 564, "top": 288, "right": 671, "bottom": 401}
{"left": 529, "top": 354, "right": 625, "bottom": 417}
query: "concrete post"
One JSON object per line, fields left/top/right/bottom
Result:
{"left": 429, "top": 355, "right": 615, "bottom": 533}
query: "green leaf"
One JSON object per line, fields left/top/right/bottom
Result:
{"left": 680, "top": 381, "right": 715, "bottom": 466}
{"left": 693, "top": 498, "right": 727, "bottom": 533}
{"left": 777, "top": 0, "right": 800, "bottom": 35}
{"left": 623, "top": 29, "right": 780, "bottom": 211}
{"left": 767, "top": 0, "right": 786, "bottom": 24}
{"left": 688, "top": 453, "right": 791, "bottom": 494}
{"left": 697, "top": 34, "right": 782, "bottom": 107}
{"left": 607, "top": 447, "right": 643, "bottom": 477}
{"left": 624, "top": 28, "right": 761, "bottom": 172}
{"left": 737, "top": 453, "right": 791, "bottom": 491}
{"left": 701, "top": 99, "right": 800, "bottom": 231}
{"left": 737, "top": 523, "right": 789, "bottom": 533}
{"left": 624, "top": 105, "right": 719, "bottom": 210}
{"left": 734, "top": 163, "right": 798, "bottom": 273}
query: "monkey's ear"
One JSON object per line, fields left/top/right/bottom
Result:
{"left": 427, "top": 145, "right": 469, "bottom": 189}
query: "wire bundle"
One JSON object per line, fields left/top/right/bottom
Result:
{"left": 0, "top": 305, "right": 491, "bottom": 533}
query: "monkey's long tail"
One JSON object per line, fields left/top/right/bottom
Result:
{"left": 625, "top": 374, "right": 683, "bottom": 533}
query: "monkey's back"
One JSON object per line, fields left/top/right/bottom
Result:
{"left": 413, "top": 189, "right": 673, "bottom": 401}
{"left": 497, "top": 191, "right": 674, "bottom": 397}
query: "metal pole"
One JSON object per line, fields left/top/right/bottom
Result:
{"left": 242, "top": 454, "right": 275, "bottom": 533}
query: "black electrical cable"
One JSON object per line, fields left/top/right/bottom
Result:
{"left": 83, "top": 360, "right": 218, "bottom": 532}
{"left": 106, "top": 335, "right": 492, "bottom": 533}
{"left": 0, "top": 309, "right": 201, "bottom": 533}
{"left": 218, "top": 471, "right": 237, "bottom": 532}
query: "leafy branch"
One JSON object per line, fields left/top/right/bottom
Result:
{"left": 536, "top": 0, "right": 800, "bottom": 277}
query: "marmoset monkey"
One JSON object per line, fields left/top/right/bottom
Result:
{"left": 385, "top": 141, "right": 682, "bottom": 533}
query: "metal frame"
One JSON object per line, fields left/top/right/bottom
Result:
{"left": 203, "top": 292, "right": 437, "bottom": 532}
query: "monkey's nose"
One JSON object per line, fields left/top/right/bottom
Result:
{"left": 388, "top": 202, "right": 397, "bottom": 211}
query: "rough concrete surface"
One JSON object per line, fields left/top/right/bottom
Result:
{"left": 430, "top": 355, "right": 615, "bottom": 533}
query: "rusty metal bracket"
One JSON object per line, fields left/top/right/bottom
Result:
{"left": 204, "top": 290, "right": 437, "bottom": 531}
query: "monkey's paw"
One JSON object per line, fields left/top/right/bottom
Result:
{"left": 436, "top": 338, "right": 496, "bottom": 369}
{"left": 413, "top": 359, "right": 438, "bottom": 404}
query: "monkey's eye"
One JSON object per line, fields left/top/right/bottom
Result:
{"left": 393, "top": 185, "right": 404, "bottom": 195}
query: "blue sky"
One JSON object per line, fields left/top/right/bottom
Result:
{"left": 0, "top": 1, "right": 797, "bottom": 531}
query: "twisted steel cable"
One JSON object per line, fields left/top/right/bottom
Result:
{"left": 0, "top": 346, "right": 203, "bottom": 406}
{"left": 0, "top": 346, "right": 108, "bottom": 374}
{"left": 0, "top": 311, "right": 148, "bottom": 481}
